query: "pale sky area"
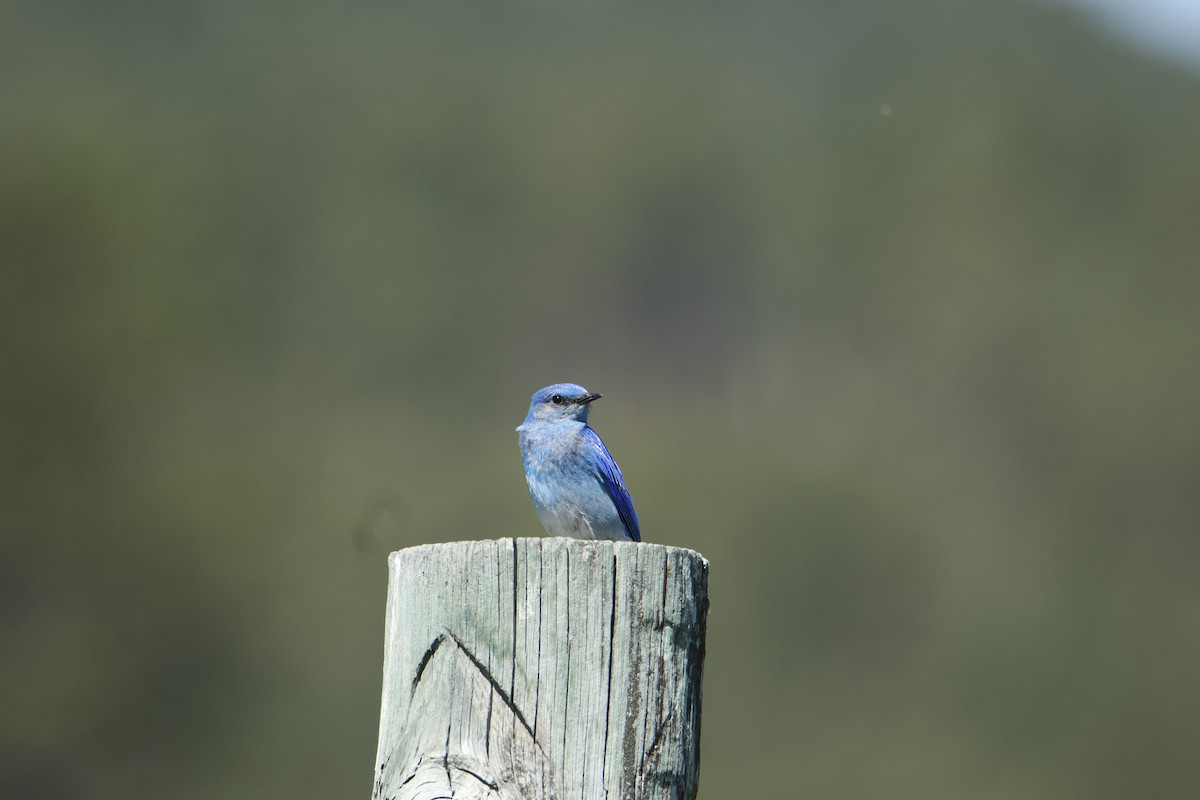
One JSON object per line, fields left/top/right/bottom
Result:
{"left": 1061, "top": 0, "right": 1200, "bottom": 69}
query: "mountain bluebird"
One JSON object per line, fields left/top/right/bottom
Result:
{"left": 517, "top": 383, "right": 641, "bottom": 542}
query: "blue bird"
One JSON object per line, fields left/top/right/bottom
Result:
{"left": 517, "top": 383, "right": 641, "bottom": 542}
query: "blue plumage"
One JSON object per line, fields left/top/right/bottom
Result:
{"left": 517, "top": 383, "right": 641, "bottom": 542}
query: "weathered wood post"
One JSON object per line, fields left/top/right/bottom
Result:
{"left": 370, "top": 538, "right": 708, "bottom": 800}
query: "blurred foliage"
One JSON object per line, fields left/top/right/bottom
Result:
{"left": 3, "top": 1, "right": 1200, "bottom": 798}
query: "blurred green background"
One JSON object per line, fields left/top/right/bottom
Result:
{"left": 4, "top": 1, "right": 1199, "bottom": 798}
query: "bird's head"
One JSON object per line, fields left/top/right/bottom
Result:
{"left": 523, "top": 383, "right": 602, "bottom": 425}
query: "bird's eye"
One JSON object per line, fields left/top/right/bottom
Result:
{"left": 550, "top": 394, "right": 565, "bottom": 405}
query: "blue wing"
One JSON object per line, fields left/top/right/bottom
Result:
{"left": 583, "top": 426, "right": 641, "bottom": 542}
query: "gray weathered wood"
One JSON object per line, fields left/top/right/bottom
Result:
{"left": 370, "top": 538, "right": 708, "bottom": 800}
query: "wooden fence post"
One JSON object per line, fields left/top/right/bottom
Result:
{"left": 370, "top": 538, "right": 709, "bottom": 800}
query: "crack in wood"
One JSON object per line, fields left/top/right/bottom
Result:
{"left": 599, "top": 551, "right": 618, "bottom": 787}
{"left": 510, "top": 538, "right": 519, "bottom": 700}
{"left": 638, "top": 707, "right": 674, "bottom": 776}
{"left": 413, "top": 634, "right": 447, "bottom": 696}
{"left": 453, "top": 764, "right": 501, "bottom": 792}
{"left": 561, "top": 552, "right": 571, "bottom": 780}
{"left": 533, "top": 546, "right": 543, "bottom": 738}
{"left": 445, "top": 632, "right": 540, "bottom": 746}
{"left": 443, "top": 717, "right": 453, "bottom": 796}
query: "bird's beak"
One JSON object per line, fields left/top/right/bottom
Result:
{"left": 579, "top": 393, "right": 602, "bottom": 405}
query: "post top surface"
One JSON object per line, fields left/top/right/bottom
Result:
{"left": 388, "top": 537, "right": 708, "bottom": 568}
